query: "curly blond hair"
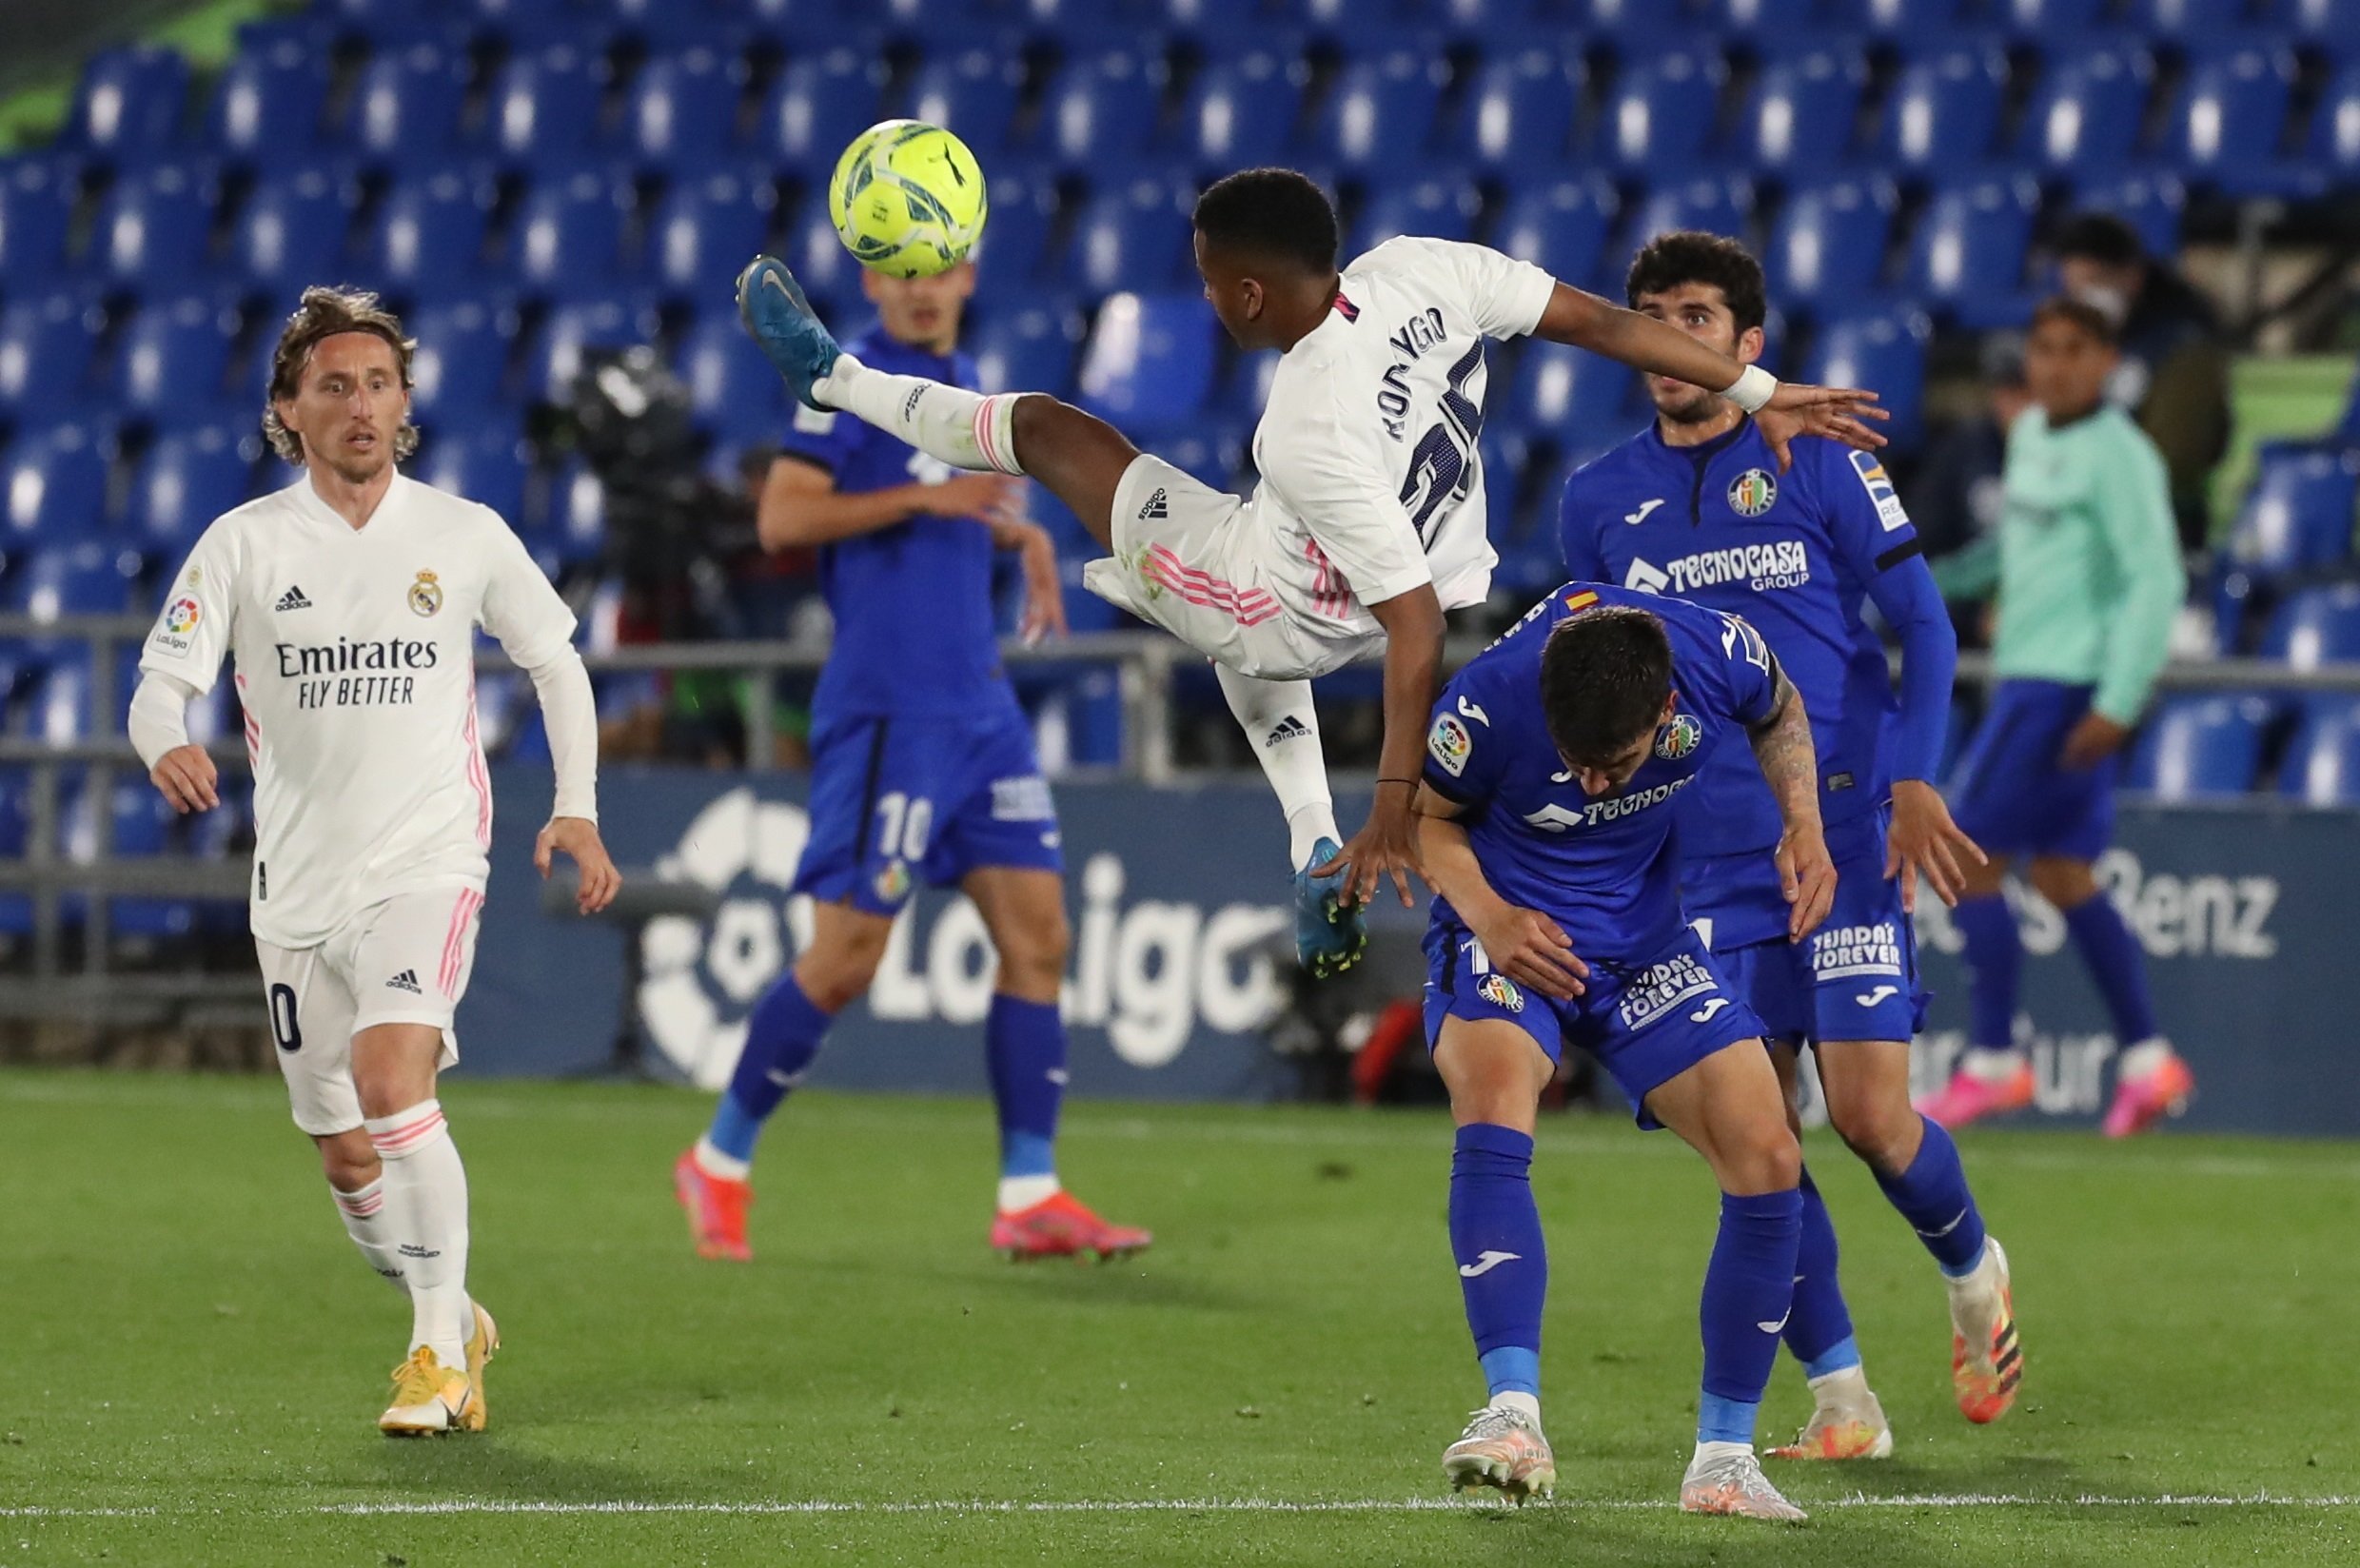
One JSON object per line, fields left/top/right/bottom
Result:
{"left": 262, "top": 286, "right": 420, "bottom": 465}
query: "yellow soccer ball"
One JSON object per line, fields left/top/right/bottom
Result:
{"left": 827, "top": 119, "right": 988, "bottom": 280}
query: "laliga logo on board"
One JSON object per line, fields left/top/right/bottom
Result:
{"left": 637, "top": 788, "right": 1292, "bottom": 1089}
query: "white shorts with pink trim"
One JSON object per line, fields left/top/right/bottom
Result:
{"left": 254, "top": 883, "right": 482, "bottom": 1135}
{"left": 1082, "top": 454, "right": 1380, "bottom": 681}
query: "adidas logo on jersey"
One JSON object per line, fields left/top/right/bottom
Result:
{"left": 1138, "top": 487, "right": 1169, "bottom": 520}
{"left": 1265, "top": 715, "right": 1310, "bottom": 748}
{"left": 275, "top": 586, "right": 312, "bottom": 612}
{"left": 385, "top": 970, "right": 423, "bottom": 994}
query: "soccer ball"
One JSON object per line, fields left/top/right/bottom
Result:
{"left": 827, "top": 120, "right": 988, "bottom": 280}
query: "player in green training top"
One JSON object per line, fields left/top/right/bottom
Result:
{"left": 1918, "top": 297, "right": 2195, "bottom": 1137}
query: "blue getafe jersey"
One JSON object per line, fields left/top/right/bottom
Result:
{"left": 1560, "top": 423, "right": 1921, "bottom": 860}
{"left": 777, "top": 329, "right": 1011, "bottom": 721}
{"left": 1421, "top": 583, "right": 1780, "bottom": 963}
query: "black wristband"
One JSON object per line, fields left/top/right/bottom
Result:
{"left": 1375, "top": 777, "right": 1419, "bottom": 788}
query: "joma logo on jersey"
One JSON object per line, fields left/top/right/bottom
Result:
{"left": 1628, "top": 541, "right": 1811, "bottom": 596}
{"left": 1813, "top": 921, "right": 1905, "bottom": 980}
{"left": 1617, "top": 953, "right": 1718, "bottom": 1029}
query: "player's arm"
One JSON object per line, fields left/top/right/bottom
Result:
{"left": 985, "top": 510, "right": 1067, "bottom": 644}
{"left": 131, "top": 530, "right": 239, "bottom": 813}
{"left": 128, "top": 669, "right": 216, "bottom": 813}
{"left": 1340, "top": 582, "right": 1449, "bottom": 909}
{"left": 1738, "top": 644, "right": 1836, "bottom": 940}
{"left": 757, "top": 455, "right": 1020, "bottom": 551}
{"left": 1414, "top": 785, "right": 1589, "bottom": 1000}
{"left": 2069, "top": 430, "right": 2188, "bottom": 767}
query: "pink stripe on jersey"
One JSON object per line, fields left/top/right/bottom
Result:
{"left": 460, "top": 676, "right": 493, "bottom": 849}
{"left": 438, "top": 888, "right": 481, "bottom": 997}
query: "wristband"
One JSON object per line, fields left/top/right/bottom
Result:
{"left": 1375, "top": 777, "right": 1419, "bottom": 788}
{"left": 1722, "top": 363, "right": 1778, "bottom": 414}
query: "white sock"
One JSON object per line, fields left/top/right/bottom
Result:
{"left": 329, "top": 1177, "right": 409, "bottom": 1296}
{"left": 1214, "top": 665, "right": 1338, "bottom": 869}
{"left": 816, "top": 355, "right": 1027, "bottom": 475}
{"left": 1805, "top": 1363, "right": 1870, "bottom": 1410}
{"left": 364, "top": 1098, "right": 471, "bottom": 1370}
{"left": 996, "top": 1173, "right": 1061, "bottom": 1213}
{"left": 1960, "top": 1046, "right": 2026, "bottom": 1082}
{"left": 1492, "top": 1390, "right": 1542, "bottom": 1426}
{"left": 1691, "top": 1439, "right": 1754, "bottom": 1467}
{"left": 2117, "top": 1037, "right": 2174, "bottom": 1079}
{"left": 693, "top": 1137, "right": 751, "bottom": 1183}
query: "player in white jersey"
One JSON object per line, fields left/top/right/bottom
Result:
{"left": 736, "top": 168, "right": 1885, "bottom": 972}
{"left": 126, "top": 288, "right": 621, "bottom": 1436}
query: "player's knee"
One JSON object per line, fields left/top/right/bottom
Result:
{"left": 2028, "top": 856, "right": 2097, "bottom": 910}
{"left": 1723, "top": 1117, "right": 1803, "bottom": 1195}
{"left": 1825, "top": 1080, "right": 1916, "bottom": 1171}
{"left": 796, "top": 943, "right": 884, "bottom": 1012}
{"left": 316, "top": 1130, "right": 379, "bottom": 1190}
{"left": 994, "top": 909, "right": 1071, "bottom": 998}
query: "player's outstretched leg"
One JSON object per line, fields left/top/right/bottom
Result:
{"left": 1767, "top": 1165, "right": 1892, "bottom": 1461}
{"left": 737, "top": 256, "right": 1138, "bottom": 551}
{"left": 1211, "top": 667, "right": 1364, "bottom": 976}
{"left": 1918, "top": 880, "right": 2036, "bottom": 1128}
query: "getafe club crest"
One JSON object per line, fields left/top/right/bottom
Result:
{"left": 1727, "top": 468, "right": 1779, "bottom": 518}
{"left": 874, "top": 859, "right": 911, "bottom": 904}
{"left": 408, "top": 569, "right": 443, "bottom": 617}
{"left": 1656, "top": 711, "right": 1702, "bottom": 760}
{"left": 1477, "top": 973, "right": 1524, "bottom": 1013}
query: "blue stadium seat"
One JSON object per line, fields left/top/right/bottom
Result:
{"left": 480, "top": 45, "right": 606, "bottom": 167}
{"left": 415, "top": 428, "right": 531, "bottom": 522}
{"left": 1076, "top": 292, "right": 1216, "bottom": 427}
{"left": 1065, "top": 178, "right": 1196, "bottom": 294}
{"left": 2293, "top": 0, "right": 2360, "bottom": 57}
{"left": 643, "top": 167, "right": 776, "bottom": 299}
{"left": 1765, "top": 178, "right": 1897, "bottom": 317}
{"left": 1491, "top": 176, "right": 1621, "bottom": 291}
{"left": 971, "top": 171, "right": 1061, "bottom": 297}
{"left": 1455, "top": 48, "right": 1583, "bottom": 169}
{"left": 2311, "top": 65, "right": 2360, "bottom": 190}
{"left": 1040, "top": 49, "right": 1169, "bottom": 167}
{"left": 970, "top": 303, "right": 1085, "bottom": 399}
{"left": 604, "top": 0, "right": 742, "bottom": 47}
{"left": 619, "top": 49, "right": 743, "bottom": 168}
{"left": 1704, "top": 0, "right": 1829, "bottom": 33}
{"left": 0, "top": 426, "right": 110, "bottom": 548}
{"left": 90, "top": 165, "right": 217, "bottom": 287}
{"left": 2124, "top": 695, "right": 2271, "bottom": 801}
{"left": 1803, "top": 309, "right": 1929, "bottom": 449}
{"left": 63, "top": 47, "right": 189, "bottom": 160}
{"left": 1905, "top": 177, "right": 2039, "bottom": 329}
{"left": 0, "top": 292, "right": 100, "bottom": 421}
{"left": 1503, "top": 339, "right": 1637, "bottom": 448}
{"left": 786, "top": 201, "right": 872, "bottom": 322}
{"left": 536, "top": 458, "right": 609, "bottom": 566}
{"left": 757, "top": 49, "right": 888, "bottom": 166}
{"left": 509, "top": 171, "right": 634, "bottom": 300}
{"left": 1586, "top": 0, "right": 1691, "bottom": 38}
{"left": 2134, "top": 0, "right": 2266, "bottom": 40}
{"left": 0, "top": 159, "right": 75, "bottom": 286}
{"left": 407, "top": 299, "right": 519, "bottom": 421}
{"left": 1600, "top": 48, "right": 1727, "bottom": 172}
{"left": 1630, "top": 175, "right": 1755, "bottom": 247}
{"left": 30, "top": 654, "right": 97, "bottom": 744}
{"left": 116, "top": 296, "right": 241, "bottom": 423}
{"left": 1735, "top": 49, "right": 1862, "bottom": 176}
{"left": 1348, "top": 178, "right": 1481, "bottom": 257}
{"left": 1849, "top": 0, "right": 1978, "bottom": 32}
{"left": 226, "top": 169, "right": 354, "bottom": 295}
{"left": 363, "top": 170, "right": 496, "bottom": 298}
{"left": 2278, "top": 698, "right": 2360, "bottom": 806}
{"left": 2072, "top": 172, "right": 2188, "bottom": 262}
{"left": 2264, "top": 583, "right": 2360, "bottom": 668}
{"left": 14, "top": 542, "right": 136, "bottom": 626}
{"left": 128, "top": 426, "right": 253, "bottom": 559}
{"left": 525, "top": 299, "right": 659, "bottom": 404}
{"left": 1314, "top": 47, "right": 1450, "bottom": 168}
{"left": 2167, "top": 46, "right": 2299, "bottom": 195}
{"left": 906, "top": 49, "right": 1027, "bottom": 155}
{"left": 2001, "top": 0, "right": 2112, "bottom": 31}
{"left": 204, "top": 40, "right": 330, "bottom": 160}
{"left": 344, "top": 44, "right": 472, "bottom": 160}
{"left": 1877, "top": 45, "right": 2007, "bottom": 174}
{"left": 2016, "top": 43, "right": 2154, "bottom": 174}
{"left": 2221, "top": 446, "right": 2359, "bottom": 580}
{"left": 678, "top": 310, "right": 785, "bottom": 441}
{"left": 1172, "top": 50, "right": 1304, "bottom": 167}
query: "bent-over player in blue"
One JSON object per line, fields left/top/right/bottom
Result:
{"left": 1417, "top": 586, "right": 1836, "bottom": 1522}
{"left": 673, "top": 262, "right": 1150, "bottom": 1264}
{"left": 1562, "top": 233, "right": 2019, "bottom": 1452}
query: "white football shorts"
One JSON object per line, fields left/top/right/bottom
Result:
{"left": 254, "top": 883, "right": 484, "bottom": 1135}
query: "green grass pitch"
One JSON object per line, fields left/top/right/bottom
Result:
{"left": 3, "top": 1068, "right": 2355, "bottom": 1566}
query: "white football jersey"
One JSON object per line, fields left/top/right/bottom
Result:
{"left": 1246, "top": 235, "right": 1556, "bottom": 641}
{"left": 140, "top": 474, "right": 578, "bottom": 950}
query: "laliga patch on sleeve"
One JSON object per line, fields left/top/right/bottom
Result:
{"left": 792, "top": 403, "right": 837, "bottom": 435}
{"left": 1848, "top": 449, "right": 1912, "bottom": 533}
{"left": 1428, "top": 713, "right": 1472, "bottom": 776}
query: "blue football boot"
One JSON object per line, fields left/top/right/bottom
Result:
{"left": 735, "top": 255, "right": 840, "bottom": 411}
{"left": 1293, "top": 836, "right": 1368, "bottom": 978}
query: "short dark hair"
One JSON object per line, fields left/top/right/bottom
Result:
{"left": 1539, "top": 606, "right": 1674, "bottom": 766}
{"left": 1625, "top": 230, "right": 1767, "bottom": 334}
{"left": 2054, "top": 211, "right": 2145, "bottom": 269}
{"left": 1191, "top": 167, "right": 1338, "bottom": 275}
{"left": 2028, "top": 295, "right": 2118, "bottom": 347}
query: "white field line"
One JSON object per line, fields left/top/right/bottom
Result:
{"left": 6, "top": 1494, "right": 2358, "bottom": 1520}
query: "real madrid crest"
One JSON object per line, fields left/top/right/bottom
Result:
{"left": 408, "top": 569, "right": 443, "bottom": 617}
{"left": 1727, "top": 467, "right": 1779, "bottom": 518}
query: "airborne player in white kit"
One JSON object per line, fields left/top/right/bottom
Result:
{"left": 736, "top": 169, "right": 1886, "bottom": 970}
{"left": 128, "top": 288, "right": 622, "bottom": 1436}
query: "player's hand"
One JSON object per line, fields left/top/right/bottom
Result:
{"left": 1756, "top": 382, "right": 1889, "bottom": 471}
{"left": 1885, "top": 777, "right": 1987, "bottom": 913}
{"left": 2059, "top": 712, "right": 2131, "bottom": 770}
{"left": 1006, "top": 520, "right": 1068, "bottom": 645}
{"left": 1314, "top": 786, "right": 1425, "bottom": 910}
{"left": 149, "top": 743, "right": 218, "bottom": 814}
{"left": 536, "top": 815, "right": 621, "bottom": 914}
{"left": 919, "top": 472, "right": 1024, "bottom": 528}
{"left": 1468, "top": 903, "right": 1590, "bottom": 1001}
{"left": 1777, "top": 821, "right": 1839, "bottom": 941}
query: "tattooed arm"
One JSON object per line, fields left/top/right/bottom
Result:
{"left": 1745, "top": 659, "right": 1838, "bottom": 941}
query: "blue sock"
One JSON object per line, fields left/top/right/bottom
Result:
{"left": 1698, "top": 1188, "right": 1802, "bottom": 1445}
{"left": 986, "top": 993, "right": 1065, "bottom": 1179}
{"left": 1875, "top": 1115, "right": 1989, "bottom": 1278}
{"left": 1783, "top": 1166, "right": 1859, "bottom": 1378}
{"left": 707, "top": 971, "right": 832, "bottom": 1164}
{"left": 2062, "top": 894, "right": 2159, "bottom": 1045}
{"left": 1450, "top": 1124, "right": 1546, "bottom": 1402}
{"left": 1952, "top": 893, "right": 2022, "bottom": 1054}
